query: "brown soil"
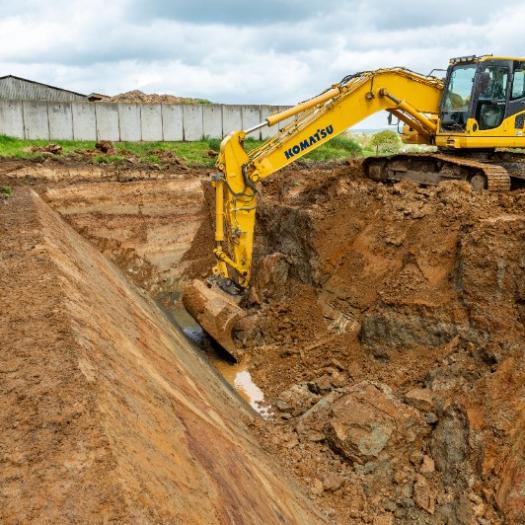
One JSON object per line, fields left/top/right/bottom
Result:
{"left": 106, "top": 89, "right": 210, "bottom": 105}
{"left": 238, "top": 164, "right": 525, "bottom": 524}
{"left": 3, "top": 158, "right": 525, "bottom": 524}
{"left": 0, "top": 185, "right": 324, "bottom": 524}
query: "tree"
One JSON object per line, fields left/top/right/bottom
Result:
{"left": 368, "top": 130, "right": 401, "bottom": 155}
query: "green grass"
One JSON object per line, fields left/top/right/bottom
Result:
{"left": 303, "top": 135, "right": 362, "bottom": 162}
{"left": 0, "top": 133, "right": 364, "bottom": 168}
{"left": 0, "top": 185, "right": 13, "bottom": 198}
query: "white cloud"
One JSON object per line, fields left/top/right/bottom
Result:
{"left": 0, "top": 0, "right": 524, "bottom": 129}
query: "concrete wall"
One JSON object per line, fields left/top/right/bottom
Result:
{"left": 0, "top": 99, "right": 289, "bottom": 141}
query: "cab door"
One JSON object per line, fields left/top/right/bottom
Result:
{"left": 506, "top": 62, "right": 525, "bottom": 132}
{"left": 472, "top": 61, "right": 510, "bottom": 131}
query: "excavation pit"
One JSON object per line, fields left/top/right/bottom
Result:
{"left": 3, "top": 158, "right": 525, "bottom": 524}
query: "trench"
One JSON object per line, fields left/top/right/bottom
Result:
{"left": 38, "top": 171, "right": 273, "bottom": 420}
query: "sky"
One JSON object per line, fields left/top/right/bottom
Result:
{"left": 1, "top": 0, "right": 524, "bottom": 128}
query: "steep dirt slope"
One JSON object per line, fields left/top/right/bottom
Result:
{"left": 0, "top": 188, "right": 325, "bottom": 525}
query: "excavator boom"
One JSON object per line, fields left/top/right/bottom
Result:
{"left": 212, "top": 68, "right": 443, "bottom": 288}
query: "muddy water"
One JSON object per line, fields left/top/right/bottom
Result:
{"left": 157, "top": 293, "right": 271, "bottom": 418}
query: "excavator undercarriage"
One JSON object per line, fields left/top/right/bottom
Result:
{"left": 364, "top": 151, "right": 525, "bottom": 192}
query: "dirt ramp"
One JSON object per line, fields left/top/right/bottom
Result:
{"left": 0, "top": 189, "right": 324, "bottom": 524}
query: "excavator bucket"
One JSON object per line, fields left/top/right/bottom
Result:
{"left": 182, "top": 279, "right": 246, "bottom": 361}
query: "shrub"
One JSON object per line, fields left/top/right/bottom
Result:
{"left": 368, "top": 130, "right": 401, "bottom": 155}
{"left": 205, "top": 137, "right": 222, "bottom": 151}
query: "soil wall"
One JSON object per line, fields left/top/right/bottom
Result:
{"left": 0, "top": 188, "right": 324, "bottom": 524}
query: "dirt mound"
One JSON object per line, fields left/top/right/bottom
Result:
{"left": 236, "top": 165, "right": 525, "bottom": 524}
{"left": 107, "top": 89, "right": 210, "bottom": 105}
{"left": 0, "top": 188, "right": 324, "bottom": 524}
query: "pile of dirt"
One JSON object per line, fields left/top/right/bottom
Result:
{"left": 25, "top": 143, "right": 63, "bottom": 155}
{"left": 0, "top": 187, "right": 324, "bottom": 524}
{"left": 107, "top": 89, "right": 210, "bottom": 105}
{"left": 231, "top": 164, "right": 525, "bottom": 524}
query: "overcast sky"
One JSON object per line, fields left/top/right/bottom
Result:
{"left": 1, "top": 0, "right": 524, "bottom": 128}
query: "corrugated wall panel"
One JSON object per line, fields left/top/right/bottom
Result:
{"left": 0, "top": 77, "right": 86, "bottom": 103}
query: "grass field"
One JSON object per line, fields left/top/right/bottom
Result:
{"left": 0, "top": 134, "right": 367, "bottom": 167}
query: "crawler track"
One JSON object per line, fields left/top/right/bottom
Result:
{"left": 364, "top": 152, "right": 514, "bottom": 191}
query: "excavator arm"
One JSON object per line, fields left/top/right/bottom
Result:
{"left": 183, "top": 68, "right": 443, "bottom": 358}
{"left": 212, "top": 68, "right": 442, "bottom": 288}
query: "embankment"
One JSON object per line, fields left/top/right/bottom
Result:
{"left": 0, "top": 188, "right": 324, "bottom": 524}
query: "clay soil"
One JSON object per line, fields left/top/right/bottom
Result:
{"left": 2, "top": 157, "right": 525, "bottom": 524}
{"left": 240, "top": 163, "right": 525, "bottom": 525}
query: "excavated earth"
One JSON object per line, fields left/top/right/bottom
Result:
{"left": 2, "top": 158, "right": 525, "bottom": 525}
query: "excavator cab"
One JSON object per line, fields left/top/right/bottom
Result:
{"left": 440, "top": 56, "right": 525, "bottom": 136}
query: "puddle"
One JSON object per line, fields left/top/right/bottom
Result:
{"left": 157, "top": 292, "right": 271, "bottom": 418}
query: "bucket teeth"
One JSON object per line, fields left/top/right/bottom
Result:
{"left": 182, "top": 279, "right": 246, "bottom": 361}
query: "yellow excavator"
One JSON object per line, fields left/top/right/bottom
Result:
{"left": 183, "top": 54, "right": 525, "bottom": 358}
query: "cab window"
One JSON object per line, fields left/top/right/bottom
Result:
{"left": 475, "top": 65, "right": 509, "bottom": 130}
{"left": 512, "top": 66, "right": 525, "bottom": 99}
{"left": 441, "top": 64, "right": 477, "bottom": 131}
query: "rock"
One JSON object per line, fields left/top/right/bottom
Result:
{"left": 277, "top": 383, "right": 320, "bottom": 417}
{"left": 321, "top": 472, "right": 345, "bottom": 492}
{"left": 45, "top": 143, "right": 62, "bottom": 154}
{"left": 360, "top": 308, "right": 460, "bottom": 351}
{"left": 424, "top": 412, "right": 439, "bottom": 425}
{"left": 306, "top": 431, "right": 325, "bottom": 442}
{"left": 363, "top": 461, "right": 377, "bottom": 475}
{"left": 311, "top": 478, "right": 324, "bottom": 496}
{"left": 275, "top": 399, "right": 291, "bottom": 412}
{"left": 325, "top": 382, "right": 428, "bottom": 464}
{"left": 373, "top": 514, "right": 394, "bottom": 525}
{"left": 431, "top": 406, "right": 468, "bottom": 486}
{"left": 233, "top": 314, "right": 263, "bottom": 346}
{"left": 296, "top": 390, "right": 342, "bottom": 437}
{"left": 330, "top": 370, "right": 348, "bottom": 388}
{"left": 95, "top": 140, "right": 116, "bottom": 154}
{"left": 30, "top": 143, "right": 63, "bottom": 154}
{"left": 420, "top": 455, "right": 435, "bottom": 476}
{"left": 330, "top": 358, "right": 345, "bottom": 371}
{"left": 382, "top": 500, "right": 397, "bottom": 512}
{"left": 414, "top": 474, "right": 436, "bottom": 514}
{"left": 307, "top": 374, "right": 333, "bottom": 394}
{"left": 409, "top": 450, "right": 424, "bottom": 466}
{"left": 405, "top": 388, "right": 434, "bottom": 412}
